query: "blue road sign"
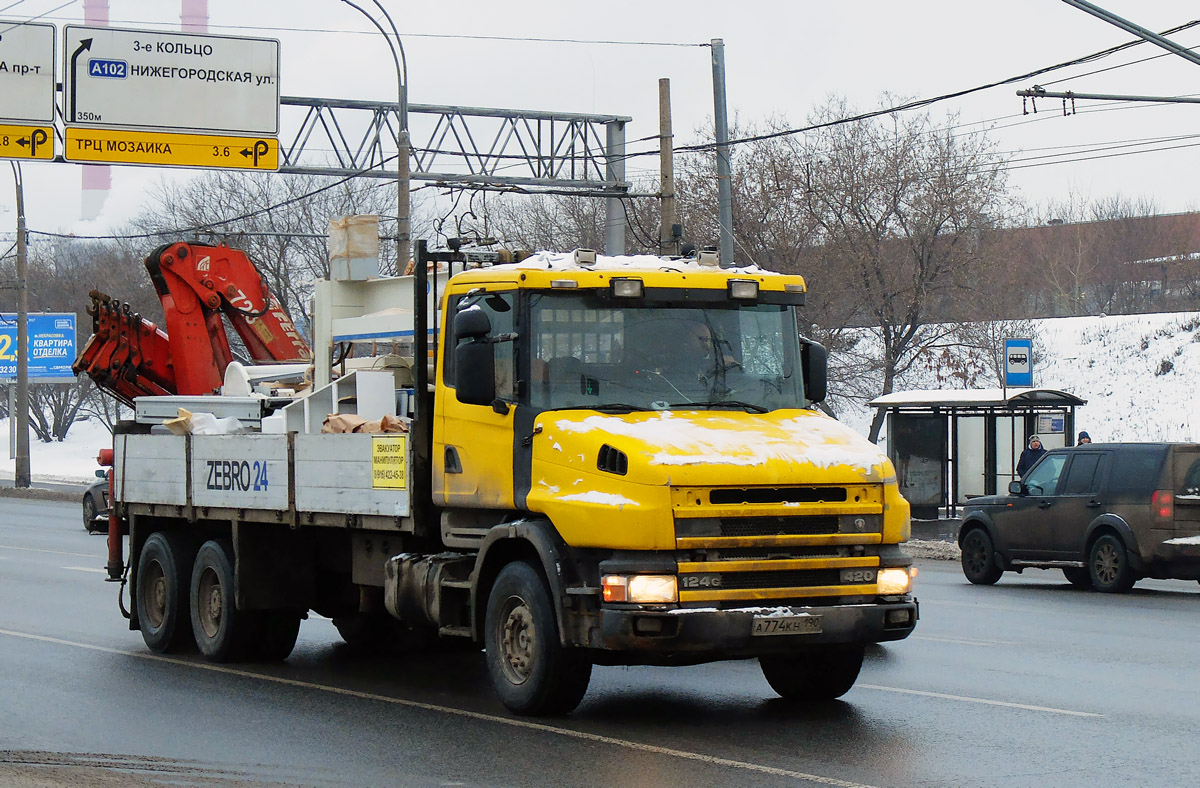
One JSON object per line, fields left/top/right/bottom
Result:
{"left": 1004, "top": 338, "right": 1033, "bottom": 387}
{"left": 0, "top": 313, "right": 77, "bottom": 382}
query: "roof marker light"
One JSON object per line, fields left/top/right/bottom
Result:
{"left": 611, "top": 278, "right": 644, "bottom": 298}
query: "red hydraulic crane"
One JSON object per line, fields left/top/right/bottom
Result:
{"left": 74, "top": 241, "right": 311, "bottom": 406}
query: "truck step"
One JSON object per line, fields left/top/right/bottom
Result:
{"left": 438, "top": 625, "right": 471, "bottom": 638}
{"left": 440, "top": 579, "right": 472, "bottom": 589}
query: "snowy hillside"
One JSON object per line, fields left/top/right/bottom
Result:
{"left": 5, "top": 309, "right": 1200, "bottom": 485}
{"left": 838, "top": 310, "right": 1200, "bottom": 445}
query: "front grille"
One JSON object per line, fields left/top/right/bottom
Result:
{"left": 677, "top": 516, "right": 840, "bottom": 538}
{"left": 709, "top": 486, "right": 848, "bottom": 505}
{"left": 702, "top": 569, "right": 843, "bottom": 589}
{"left": 696, "top": 546, "right": 851, "bottom": 561}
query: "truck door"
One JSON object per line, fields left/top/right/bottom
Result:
{"left": 1050, "top": 451, "right": 1109, "bottom": 560}
{"left": 435, "top": 290, "right": 517, "bottom": 509}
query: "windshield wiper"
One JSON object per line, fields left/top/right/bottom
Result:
{"left": 553, "top": 403, "right": 653, "bottom": 413}
{"left": 667, "top": 400, "right": 770, "bottom": 413}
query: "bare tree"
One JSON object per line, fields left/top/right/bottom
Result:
{"left": 793, "top": 99, "right": 1014, "bottom": 441}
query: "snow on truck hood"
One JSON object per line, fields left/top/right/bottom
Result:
{"left": 539, "top": 409, "right": 894, "bottom": 486}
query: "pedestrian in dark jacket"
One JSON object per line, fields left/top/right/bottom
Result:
{"left": 1016, "top": 435, "right": 1047, "bottom": 477}
{"left": 1077, "top": 431, "right": 1092, "bottom": 445}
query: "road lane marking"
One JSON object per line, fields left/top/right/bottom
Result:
{"left": 913, "top": 635, "right": 1016, "bottom": 647}
{"left": 0, "top": 627, "right": 881, "bottom": 788}
{"left": 857, "top": 684, "right": 1101, "bottom": 717}
{"left": 63, "top": 566, "right": 108, "bottom": 574}
{"left": 0, "top": 544, "right": 100, "bottom": 560}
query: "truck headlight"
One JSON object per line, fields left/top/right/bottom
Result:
{"left": 877, "top": 567, "right": 916, "bottom": 595}
{"left": 602, "top": 574, "right": 678, "bottom": 604}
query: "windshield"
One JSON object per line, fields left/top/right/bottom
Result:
{"left": 528, "top": 292, "right": 806, "bottom": 412}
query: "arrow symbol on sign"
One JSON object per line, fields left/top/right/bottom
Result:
{"left": 69, "top": 37, "right": 93, "bottom": 123}
{"left": 17, "top": 137, "right": 29, "bottom": 147}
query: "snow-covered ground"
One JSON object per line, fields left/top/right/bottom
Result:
{"left": 6, "top": 309, "right": 1200, "bottom": 486}
{"left": 837, "top": 310, "right": 1200, "bottom": 445}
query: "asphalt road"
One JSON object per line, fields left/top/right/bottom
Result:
{"left": 2, "top": 498, "right": 1199, "bottom": 788}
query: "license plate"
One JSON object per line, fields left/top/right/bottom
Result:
{"left": 751, "top": 614, "right": 823, "bottom": 636}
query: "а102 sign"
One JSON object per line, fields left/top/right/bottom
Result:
{"left": 0, "top": 313, "right": 77, "bottom": 382}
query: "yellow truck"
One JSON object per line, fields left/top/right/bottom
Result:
{"left": 97, "top": 242, "right": 917, "bottom": 716}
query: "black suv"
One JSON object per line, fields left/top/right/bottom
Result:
{"left": 958, "top": 443, "right": 1200, "bottom": 593}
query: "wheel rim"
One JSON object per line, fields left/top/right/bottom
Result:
{"left": 964, "top": 533, "right": 988, "bottom": 575}
{"left": 197, "top": 566, "right": 223, "bottom": 639}
{"left": 144, "top": 559, "right": 167, "bottom": 628}
{"left": 1093, "top": 542, "right": 1120, "bottom": 584}
{"left": 497, "top": 594, "right": 536, "bottom": 686}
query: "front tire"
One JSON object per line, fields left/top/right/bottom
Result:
{"left": 1089, "top": 534, "right": 1136, "bottom": 593}
{"left": 760, "top": 646, "right": 865, "bottom": 700}
{"left": 190, "top": 539, "right": 255, "bottom": 661}
{"left": 484, "top": 561, "right": 591, "bottom": 716}
{"left": 960, "top": 528, "right": 1003, "bottom": 585}
{"left": 135, "top": 532, "right": 194, "bottom": 653}
{"left": 82, "top": 494, "right": 98, "bottom": 533}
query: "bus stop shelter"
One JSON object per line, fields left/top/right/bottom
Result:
{"left": 870, "top": 388, "right": 1087, "bottom": 518}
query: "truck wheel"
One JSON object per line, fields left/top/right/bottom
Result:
{"left": 135, "top": 532, "right": 194, "bottom": 653}
{"left": 759, "top": 646, "right": 865, "bottom": 701}
{"left": 190, "top": 539, "right": 254, "bottom": 661}
{"left": 484, "top": 561, "right": 592, "bottom": 716}
{"left": 1089, "top": 534, "right": 1136, "bottom": 593}
{"left": 960, "top": 528, "right": 1003, "bottom": 585}
{"left": 1062, "top": 567, "right": 1091, "bottom": 589}
{"left": 249, "top": 612, "right": 302, "bottom": 662}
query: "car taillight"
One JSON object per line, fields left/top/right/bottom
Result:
{"left": 1152, "top": 489, "right": 1174, "bottom": 521}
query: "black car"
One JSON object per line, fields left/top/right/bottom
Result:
{"left": 958, "top": 443, "right": 1200, "bottom": 593}
{"left": 83, "top": 469, "right": 109, "bottom": 534}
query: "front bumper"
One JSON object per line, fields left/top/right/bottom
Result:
{"left": 594, "top": 597, "right": 917, "bottom": 663}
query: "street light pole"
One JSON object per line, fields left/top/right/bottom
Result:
{"left": 339, "top": 0, "right": 410, "bottom": 271}
{"left": 11, "top": 162, "right": 30, "bottom": 488}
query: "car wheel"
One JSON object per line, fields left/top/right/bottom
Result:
{"left": 1089, "top": 534, "right": 1136, "bottom": 593}
{"left": 82, "top": 494, "right": 98, "bottom": 533}
{"left": 1062, "top": 567, "right": 1092, "bottom": 589}
{"left": 960, "top": 528, "right": 1003, "bottom": 585}
{"left": 484, "top": 561, "right": 592, "bottom": 716}
{"left": 190, "top": 539, "right": 255, "bottom": 661}
{"left": 760, "top": 646, "right": 865, "bottom": 701}
{"left": 135, "top": 532, "right": 194, "bottom": 653}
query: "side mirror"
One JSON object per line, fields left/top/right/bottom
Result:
{"left": 454, "top": 341, "right": 496, "bottom": 406}
{"left": 95, "top": 469, "right": 107, "bottom": 479}
{"left": 801, "top": 338, "right": 827, "bottom": 404}
{"left": 454, "top": 307, "right": 491, "bottom": 339}
{"left": 1008, "top": 480, "right": 1026, "bottom": 495}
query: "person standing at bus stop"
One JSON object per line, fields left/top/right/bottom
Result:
{"left": 1017, "top": 435, "right": 1047, "bottom": 477}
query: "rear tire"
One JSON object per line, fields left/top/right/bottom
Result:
{"left": 135, "top": 532, "right": 194, "bottom": 653}
{"left": 960, "top": 528, "right": 1003, "bottom": 585}
{"left": 1089, "top": 534, "right": 1136, "bottom": 593}
{"left": 1062, "top": 567, "right": 1091, "bottom": 589}
{"left": 760, "top": 646, "right": 865, "bottom": 700}
{"left": 190, "top": 539, "right": 255, "bottom": 661}
{"left": 484, "top": 561, "right": 591, "bottom": 716}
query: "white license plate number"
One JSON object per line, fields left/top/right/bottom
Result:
{"left": 751, "top": 615, "right": 822, "bottom": 636}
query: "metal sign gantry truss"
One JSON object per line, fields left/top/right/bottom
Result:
{"left": 279, "top": 96, "right": 634, "bottom": 198}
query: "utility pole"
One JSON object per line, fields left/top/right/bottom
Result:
{"left": 710, "top": 39, "right": 734, "bottom": 267}
{"left": 12, "top": 164, "right": 30, "bottom": 488}
{"left": 658, "top": 78, "right": 680, "bottom": 256}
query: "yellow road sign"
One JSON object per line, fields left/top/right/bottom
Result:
{"left": 64, "top": 127, "right": 278, "bottom": 170}
{"left": 0, "top": 124, "right": 54, "bottom": 161}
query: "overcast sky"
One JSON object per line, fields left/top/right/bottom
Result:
{"left": 4, "top": 0, "right": 1200, "bottom": 244}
